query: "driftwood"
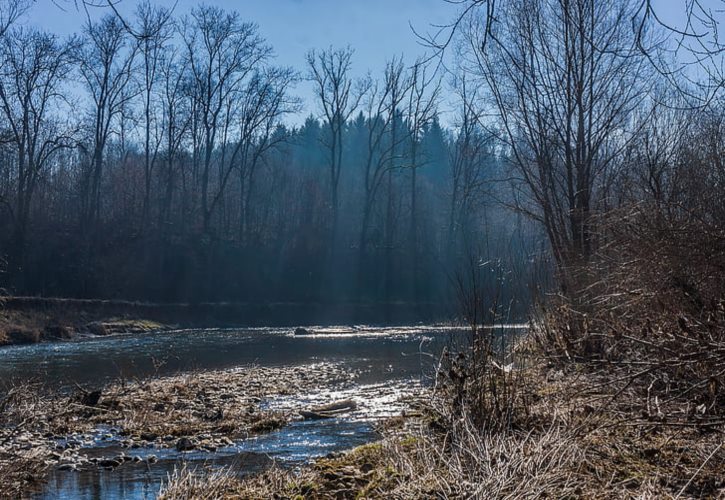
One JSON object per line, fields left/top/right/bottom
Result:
{"left": 294, "top": 327, "right": 359, "bottom": 336}
{"left": 299, "top": 399, "right": 357, "bottom": 420}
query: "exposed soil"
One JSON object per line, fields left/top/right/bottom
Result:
{"left": 0, "top": 304, "right": 169, "bottom": 346}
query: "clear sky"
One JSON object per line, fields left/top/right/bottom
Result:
{"left": 21, "top": 0, "right": 694, "bottom": 126}
{"left": 23, "top": 0, "right": 458, "bottom": 124}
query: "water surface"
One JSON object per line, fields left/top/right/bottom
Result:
{"left": 4, "top": 324, "right": 524, "bottom": 499}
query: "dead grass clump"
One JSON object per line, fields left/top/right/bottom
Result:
{"left": 0, "top": 310, "right": 49, "bottom": 346}
{"left": 5, "top": 327, "right": 41, "bottom": 345}
{"left": 0, "top": 449, "right": 48, "bottom": 499}
{"left": 158, "top": 465, "right": 242, "bottom": 500}
{"left": 0, "top": 382, "right": 67, "bottom": 497}
{"left": 383, "top": 421, "right": 585, "bottom": 498}
{"left": 159, "top": 464, "right": 315, "bottom": 500}
{"left": 443, "top": 257, "right": 537, "bottom": 435}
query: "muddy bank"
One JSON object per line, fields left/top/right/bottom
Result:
{"left": 0, "top": 306, "right": 169, "bottom": 346}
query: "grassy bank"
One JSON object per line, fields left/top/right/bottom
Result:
{"left": 159, "top": 345, "right": 724, "bottom": 499}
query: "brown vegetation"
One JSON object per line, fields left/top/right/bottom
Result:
{"left": 0, "top": 304, "right": 167, "bottom": 346}
{"left": 0, "top": 362, "right": 355, "bottom": 498}
{"left": 160, "top": 347, "right": 724, "bottom": 499}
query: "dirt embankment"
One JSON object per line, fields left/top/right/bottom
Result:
{"left": 0, "top": 300, "right": 168, "bottom": 346}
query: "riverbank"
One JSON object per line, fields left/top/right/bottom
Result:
{"left": 0, "top": 296, "right": 454, "bottom": 346}
{"left": 160, "top": 354, "right": 725, "bottom": 499}
{"left": 0, "top": 297, "right": 171, "bottom": 346}
{"left": 0, "top": 309, "right": 167, "bottom": 346}
{"left": 0, "top": 362, "right": 365, "bottom": 498}
{"left": 2, "top": 340, "right": 722, "bottom": 498}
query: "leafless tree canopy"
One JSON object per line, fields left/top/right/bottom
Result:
{"left": 0, "top": 1, "right": 532, "bottom": 311}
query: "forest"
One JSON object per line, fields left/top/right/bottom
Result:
{"left": 0, "top": 1, "right": 535, "bottom": 309}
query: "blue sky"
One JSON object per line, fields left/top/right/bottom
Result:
{"left": 24, "top": 0, "right": 457, "bottom": 124}
{"left": 22, "top": 1, "right": 692, "bottom": 125}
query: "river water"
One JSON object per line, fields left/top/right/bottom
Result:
{"left": 0, "top": 324, "right": 523, "bottom": 499}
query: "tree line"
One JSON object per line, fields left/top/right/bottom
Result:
{"left": 0, "top": 1, "right": 535, "bottom": 310}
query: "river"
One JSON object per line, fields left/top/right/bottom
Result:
{"left": 0, "top": 324, "right": 523, "bottom": 499}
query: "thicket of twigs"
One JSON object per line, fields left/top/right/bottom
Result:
{"left": 534, "top": 202, "right": 725, "bottom": 426}
{"left": 436, "top": 257, "right": 533, "bottom": 433}
{"left": 0, "top": 383, "right": 57, "bottom": 498}
{"left": 421, "top": 173, "right": 725, "bottom": 496}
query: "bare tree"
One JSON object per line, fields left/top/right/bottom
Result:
{"left": 405, "top": 59, "right": 440, "bottom": 299}
{"left": 78, "top": 14, "right": 138, "bottom": 230}
{"left": 0, "top": 28, "right": 77, "bottom": 287}
{"left": 158, "top": 46, "right": 191, "bottom": 230}
{"left": 181, "top": 6, "right": 271, "bottom": 234}
{"left": 307, "top": 46, "right": 366, "bottom": 247}
{"left": 448, "top": 75, "right": 493, "bottom": 259}
{"left": 0, "top": 0, "right": 30, "bottom": 226}
{"left": 234, "top": 66, "right": 298, "bottom": 243}
{"left": 631, "top": 0, "right": 725, "bottom": 105}
{"left": 460, "top": 0, "right": 652, "bottom": 286}
{"left": 0, "top": 0, "right": 29, "bottom": 40}
{"left": 359, "top": 59, "right": 410, "bottom": 253}
{"left": 134, "top": 0, "right": 173, "bottom": 226}
{"left": 356, "top": 58, "right": 410, "bottom": 295}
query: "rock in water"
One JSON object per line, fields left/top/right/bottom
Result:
{"left": 175, "top": 437, "right": 194, "bottom": 451}
{"left": 98, "top": 458, "right": 122, "bottom": 468}
{"left": 140, "top": 432, "right": 157, "bottom": 442}
{"left": 80, "top": 390, "right": 102, "bottom": 407}
{"left": 294, "top": 327, "right": 313, "bottom": 335}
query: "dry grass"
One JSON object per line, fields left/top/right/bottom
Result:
{"left": 0, "top": 448, "right": 48, "bottom": 499}
{"left": 59, "top": 362, "right": 352, "bottom": 442}
{"left": 0, "top": 383, "right": 64, "bottom": 498}
{"left": 159, "top": 464, "right": 246, "bottom": 500}
{"left": 159, "top": 464, "right": 317, "bottom": 500}
{"left": 149, "top": 355, "right": 725, "bottom": 499}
